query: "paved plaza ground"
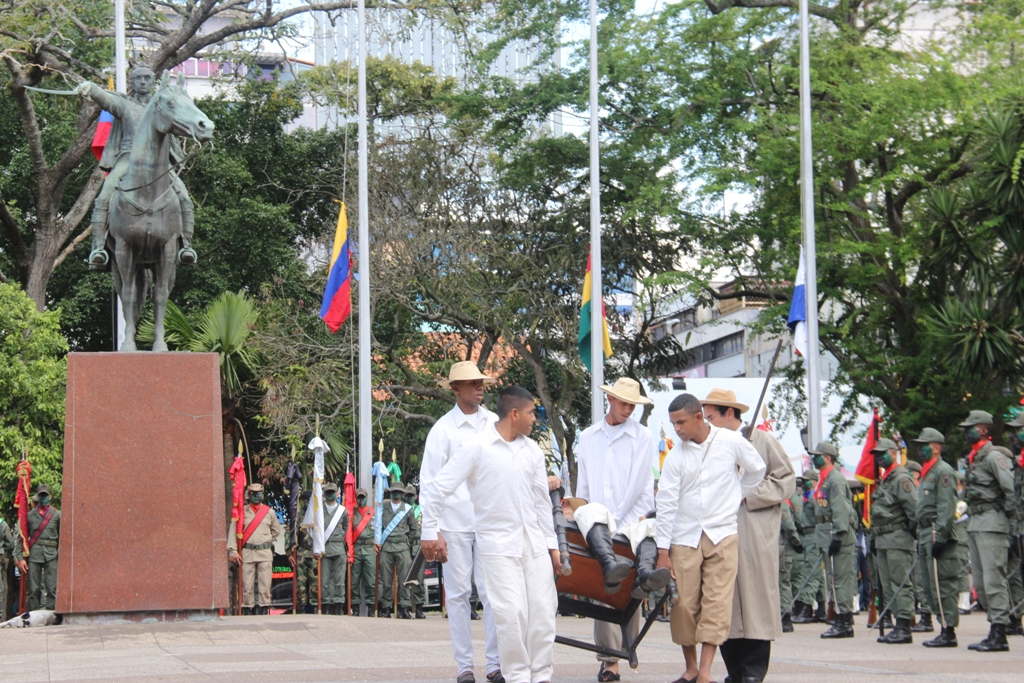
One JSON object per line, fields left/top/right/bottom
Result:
{"left": 1, "top": 610, "right": 1022, "bottom": 683}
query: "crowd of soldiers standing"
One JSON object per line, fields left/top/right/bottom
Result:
{"left": 776, "top": 409, "right": 1024, "bottom": 652}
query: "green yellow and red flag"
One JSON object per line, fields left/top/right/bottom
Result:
{"left": 578, "top": 251, "right": 612, "bottom": 371}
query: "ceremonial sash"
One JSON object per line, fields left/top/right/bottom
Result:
{"left": 380, "top": 505, "right": 409, "bottom": 545}
{"left": 27, "top": 507, "right": 54, "bottom": 550}
{"left": 324, "top": 505, "right": 345, "bottom": 541}
{"left": 241, "top": 505, "right": 271, "bottom": 545}
{"left": 353, "top": 508, "right": 374, "bottom": 539}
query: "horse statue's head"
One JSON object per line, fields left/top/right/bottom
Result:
{"left": 148, "top": 71, "right": 215, "bottom": 142}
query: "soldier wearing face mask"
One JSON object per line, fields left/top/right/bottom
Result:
{"left": 14, "top": 484, "right": 60, "bottom": 611}
{"left": 1005, "top": 412, "right": 1024, "bottom": 635}
{"left": 321, "top": 483, "right": 349, "bottom": 615}
{"left": 960, "top": 410, "right": 1015, "bottom": 652}
{"left": 227, "top": 483, "right": 282, "bottom": 615}
{"left": 350, "top": 488, "right": 376, "bottom": 616}
{"left": 808, "top": 442, "right": 857, "bottom": 639}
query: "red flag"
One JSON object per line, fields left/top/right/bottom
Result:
{"left": 855, "top": 408, "right": 881, "bottom": 528}
{"left": 343, "top": 471, "right": 356, "bottom": 562}
{"left": 14, "top": 459, "right": 32, "bottom": 557}
{"left": 91, "top": 111, "right": 114, "bottom": 161}
{"left": 228, "top": 456, "right": 247, "bottom": 545}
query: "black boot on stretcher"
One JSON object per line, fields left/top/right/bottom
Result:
{"left": 586, "top": 523, "right": 633, "bottom": 594}
{"left": 631, "top": 538, "right": 672, "bottom": 599}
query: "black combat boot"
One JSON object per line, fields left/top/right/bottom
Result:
{"left": 792, "top": 602, "right": 815, "bottom": 623}
{"left": 585, "top": 523, "right": 633, "bottom": 594}
{"left": 630, "top": 538, "right": 672, "bottom": 599}
{"left": 820, "top": 612, "right": 854, "bottom": 639}
{"left": 1005, "top": 615, "right": 1023, "bottom": 636}
{"left": 378, "top": 605, "right": 392, "bottom": 618}
{"left": 397, "top": 605, "right": 412, "bottom": 619}
{"left": 812, "top": 602, "right": 828, "bottom": 623}
{"left": 923, "top": 626, "right": 958, "bottom": 648}
{"left": 910, "top": 612, "right": 934, "bottom": 632}
{"left": 968, "top": 623, "right": 1009, "bottom": 652}
{"left": 782, "top": 612, "right": 794, "bottom": 633}
{"left": 415, "top": 606, "right": 426, "bottom": 619}
{"left": 241, "top": 606, "right": 253, "bottom": 616}
{"left": 879, "top": 617, "right": 913, "bottom": 644}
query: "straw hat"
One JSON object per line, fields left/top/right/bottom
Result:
{"left": 700, "top": 388, "right": 749, "bottom": 414}
{"left": 599, "top": 377, "right": 653, "bottom": 405}
{"left": 437, "top": 360, "right": 497, "bottom": 389}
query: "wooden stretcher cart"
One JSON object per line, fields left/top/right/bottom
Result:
{"left": 554, "top": 521, "right": 671, "bottom": 669}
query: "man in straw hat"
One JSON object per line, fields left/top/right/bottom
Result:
{"left": 701, "top": 388, "right": 795, "bottom": 683}
{"left": 422, "top": 386, "right": 561, "bottom": 683}
{"left": 227, "top": 483, "right": 282, "bottom": 615}
{"left": 420, "top": 360, "right": 503, "bottom": 683}
{"left": 569, "top": 377, "right": 671, "bottom": 682}
{"left": 655, "top": 393, "right": 766, "bottom": 683}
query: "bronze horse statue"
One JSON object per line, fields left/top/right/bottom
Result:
{"left": 108, "top": 72, "right": 214, "bottom": 351}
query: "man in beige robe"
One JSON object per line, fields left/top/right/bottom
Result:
{"left": 702, "top": 389, "right": 795, "bottom": 683}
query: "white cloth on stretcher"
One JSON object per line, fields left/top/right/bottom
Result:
{"left": 573, "top": 502, "right": 656, "bottom": 553}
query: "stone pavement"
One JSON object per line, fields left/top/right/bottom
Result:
{"left": 1, "top": 610, "right": 1021, "bottom": 683}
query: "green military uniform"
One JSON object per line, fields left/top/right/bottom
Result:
{"left": 961, "top": 410, "right": 1015, "bottom": 651}
{"left": 792, "top": 470, "right": 826, "bottom": 623}
{"left": 405, "top": 485, "right": 427, "bottom": 618}
{"left": 350, "top": 489, "right": 377, "bottom": 616}
{"left": 295, "top": 542, "right": 320, "bottom": 612}
{"left": 321, "top": 483, "right": 349, "bottom": 615}
{"left": 378, "top": 483, "right": 417, "bottom": 618}
{"left": 810, "top": 442, "right": 857, "bottom": 638}
{"left": 869, "top": 438, "right": 918, "bottom": 643}
{"left": 16, "top": 485, "right": 60, "bottom": 611}
{"left": 912, "top": 428, "right": 966, "bottom": 647}
{"left": 904, "top": 459, "right": 934, "bottom": 633}
{"left": 779, "top": 489, "right": 803, "bottom": 630}
{"left": 0, "top": 515, "right": 15, "bottom": 619}
{"left": 997, "top": 446, "right": 1023, "bottom": 634}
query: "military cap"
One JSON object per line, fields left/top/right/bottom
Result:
{"left": 387, "top": 482, "right": 406, "bottom": 494}
{"left": 323, "top": 482, "right": 339, "bottom": 494}
{"left": 871, "top": 438, "right": 899, "bottom": 453}
{"left": 808, "top": 442, "right": 839, "bottom": 458}
{"left": 1006, "top": 412, "right": 1024, "bottom": 428}
{"left": 912, "top": 427, "right": 945, "bottom": 444}
{"left": 247, "top": 483, "right": 264, "bottom": 493}
{"left": 905, "top": 460, "right": 922, "bottom": 474}
{"left": 959, "top": 410, "right": 994, "bottom": 427}
{"left": 801, "top": 469, "right": 820, "bottom": 482}
{"left": 35, "top": 484, "right": 52, "bottom": 496}
{"left": 355, "top": 487, "right": 368, "bottom": 498}
{"left": 405, "top": 484, "right": 418, "bottom": 496}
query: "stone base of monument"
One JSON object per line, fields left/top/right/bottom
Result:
{"left": 56, "top": 352, "right": 230, "bottom": 618}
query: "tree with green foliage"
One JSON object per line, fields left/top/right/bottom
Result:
{"left": 0, "top": 283, "right": 67, "bottom": 515}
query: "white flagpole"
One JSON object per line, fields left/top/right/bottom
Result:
{"left": 357, "top": 0, "right": 372, "bottom": 491}
{"left": 114, "top": 0, "right": 127, "bottom": 350}
{"left": 799, "top": 0, "right": 823, "bottom": 446}
{"left": 589, "top": 0, "right": 604, "bottom": 426}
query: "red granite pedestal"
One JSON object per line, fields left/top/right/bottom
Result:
{"left": 56, "top": 353, "right": 230, "bottom": 621}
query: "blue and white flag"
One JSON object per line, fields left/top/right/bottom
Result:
{"left": 787, "top": 246, "right": 809, "bottom": 356}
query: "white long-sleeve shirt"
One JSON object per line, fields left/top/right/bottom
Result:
{"left": 419, "top": 404, "right": 497, "bottom": 533}
{"left": 421, "top": 423, "right": 558, "bottom": 557}
{"left": 655, "top": 424, "right": 767, "bottom": 548}
{"left": 576, "top": 417, "right": 656, "bottom": 528}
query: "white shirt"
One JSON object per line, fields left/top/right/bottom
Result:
{"left": 576, "top": 416, "right": 656, "bottom": 528}
{"left": 421, "top": 424, "right": 558, "bottom": 557}
{"left": 420, "top": 403, "right": 498, "bottom": 532}
{"left": 655, "top": 424, "right": 767, "bottom": 548}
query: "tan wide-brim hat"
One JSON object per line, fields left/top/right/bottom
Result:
{"left": 437, "top": 360, "right": 497, "bottom": 390}
{"left": 599, "top": 377, "right": 653, "bottom": 405}
{"left": 700, "top": 388, "right": 750, "bottom": 414}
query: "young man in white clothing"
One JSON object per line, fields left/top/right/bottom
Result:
{"left": 419, "top": 361, "right": 503, "bottom": 683}
{"left": 655, "top": 393, "right": 767, "bottom": 683}
{"left": 421, "top": 386, "right": 562, "bottom": 683}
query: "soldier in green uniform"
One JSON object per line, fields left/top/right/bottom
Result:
{"left": 792, "top": 470, "right": 827, "bottom": 624}
{"left": 961, "top": 410, "right": 1015, "bottom": 652}
{"left": 0, "top": 511, "right": 15, "bottom": 619}
{"left": 295, "top": 491, "right": 320, "bottom": 613}
{"left": 779, "top": 486, "right": 804, "bottom": 632}
{"left": 405, "top": 484, "right": 427, "bottom": 619}
{"left": 1006, "top": 412, "right": 1024, "bottom": 634}
{"left": 904, "top": 459, "right": 935, "bottom": 633}
{"left": 377, "top": 482, "right": 417, "bottom": 619}
{"left": 993, "top": 445, "right": 1024, "bottom": 635}
{"left": 14, "top": 484, "right": 60, "bottom": 611}
{"left": 809, "top": 442, "right": 857, "bottom": 638}
{"left": 869, "top": 438, "right": 918, "bottom": 644}
{"left": 912, "top": 428, "right": 966, "bottom": 648}
{"left": 321, "top": 483, "right": 349, "bottom": 615}
{"left": 351, "top": 488, "right": 376, "bottom": 616}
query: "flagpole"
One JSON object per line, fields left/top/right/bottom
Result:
{"left": 113, "top": 0, "right": 127, "bottom": 350}
{"left": 357, "top": 0, "right": 371, "bottom": 492}
{"left": 799, "top": 0, "right": 823, "bottom": 446}
{"left": 589, "top": 0, "right": 603, "bottom": 426}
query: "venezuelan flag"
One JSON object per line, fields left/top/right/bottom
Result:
{"left": 578, "top": 250, "right": 613, "bottom": 371}
{"left": 320, "top": 201, "right": 352, "bottom": 332}
{"left": 91, "top": 110, "right": 114, "bottom": 161}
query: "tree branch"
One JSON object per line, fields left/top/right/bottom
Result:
{"left": 703, "top": 0, "right": 834, "bottom": 20}
{"left": 51, "top": 226, "right": 91, "bottom": 271}
{"left": 1, "top": 54, "right": 48, "bottom": 179}
{"left": 0, "top": 199, "right": 26, "bottom": 267}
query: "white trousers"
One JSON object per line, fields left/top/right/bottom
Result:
{"left": 574, "top": 502, "right": 656, "bottom": 553}
{"left": 482, "top": 531, "right": 558, "bottom": 683}
{"left": 443, "top": 529, "right": 500, "bottom": 674}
